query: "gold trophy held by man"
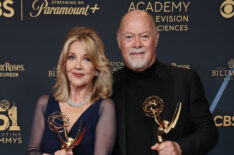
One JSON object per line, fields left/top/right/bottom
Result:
{"left": 143, "top": 96, "right": 182, "bottom": 143}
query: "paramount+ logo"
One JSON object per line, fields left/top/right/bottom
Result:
{"left": 0, "top": 0, "right": 15, "bottom": 18}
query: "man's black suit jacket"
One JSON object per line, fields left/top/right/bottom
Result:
{"left": 112, "top": 60, "right": 218, "bottom": 155}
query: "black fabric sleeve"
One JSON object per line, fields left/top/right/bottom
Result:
{"left": 176, "top": 71, "right": 218, "bottom": 155}
{"left": 94, "top": 98, "right": 116, "bottom": 155}
{"left": 27, "top": 95, "right": 49, "bottom": 155}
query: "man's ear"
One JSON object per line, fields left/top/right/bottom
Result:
{"left": 117, "top": 33, "right": 121, "bottom": 49}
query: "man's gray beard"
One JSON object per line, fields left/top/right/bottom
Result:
{"left": 127, "top": 48, "right": 147, "bottom": 70}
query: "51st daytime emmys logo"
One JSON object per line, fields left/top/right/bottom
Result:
{"left": 220, "top": 0, "right": 234, "bottom": 19}
{"left": 0, "top": 0, "right": 15, "bottom": 18}
{"left": 30, "top": 0, "right": 100, "bottom": 17}
{"left": 0, "top": 99, "right": 22, "bottom": 144}
{"left": 128, "top": 0, "right": 191, "bottom": 32}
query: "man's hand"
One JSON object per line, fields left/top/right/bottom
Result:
{"left": 151, "top": 141, "right": 182, "bottom": 155}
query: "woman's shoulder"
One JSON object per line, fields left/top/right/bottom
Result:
{"left": 99, "top": 98, "right": 115, "bottom": 113}
{"left": 100, "top": 98, "right": 114, "bottom": 106}
{"left": 36, "top": 94, "right": 50, "bottom": 113}
{"left": 37, "top": 94, "right": 50, "bottom": 104}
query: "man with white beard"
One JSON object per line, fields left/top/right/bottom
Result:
{"left": 112, "top": 10, "right": 218, "bottom": 155}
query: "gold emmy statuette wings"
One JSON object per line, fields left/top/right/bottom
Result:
{"left": 164, "top": 102, "right": 182, "bottom": 133}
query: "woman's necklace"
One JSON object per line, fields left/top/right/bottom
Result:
{"left": 67, "top": 95, "right": 90, "bottom": 107}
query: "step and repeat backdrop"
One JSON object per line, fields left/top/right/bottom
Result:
{"left": 0, "top": 0, "right": 233, "bottom": 154}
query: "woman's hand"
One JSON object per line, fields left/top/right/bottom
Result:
{"left": 54, "top": 150, "right": 73, "bottom": 155}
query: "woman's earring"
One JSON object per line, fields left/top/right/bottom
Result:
{"left": 95, "top": 72, "right": 99, "bottom": 77}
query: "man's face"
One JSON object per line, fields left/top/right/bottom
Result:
{"left": 117, "top": 13, "right": 159, "bottom": 71}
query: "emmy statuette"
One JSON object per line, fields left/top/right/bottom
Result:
{"left": 48, "top": 111, "right": 86, "bottom": 151}
{"left": 143, "top": 96, "right": 182, "bottom": 143}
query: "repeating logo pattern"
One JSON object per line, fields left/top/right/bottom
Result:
{"left": 0, "top": 99, "right": 22, "bottom": 144}
{"left": 220, "top": 0, "right": 234, "bottom": 18}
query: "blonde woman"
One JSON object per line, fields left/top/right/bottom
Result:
{"left": 28, "top": 27, "right": 115, "bottom": 155}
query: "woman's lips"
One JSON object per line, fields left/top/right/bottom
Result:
{"left": 72, "top": 73, "right": 85, "bottom": 77}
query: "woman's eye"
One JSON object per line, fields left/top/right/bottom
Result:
{"left": 67, "top": 55, "right": 75, "bottom": 60}
{"left": 84, "top": 57, "right": 90, "bottom": 61}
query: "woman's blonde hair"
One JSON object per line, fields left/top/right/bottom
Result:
{"left": 53, "top": 27, "right": 112, "bottom": 103}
